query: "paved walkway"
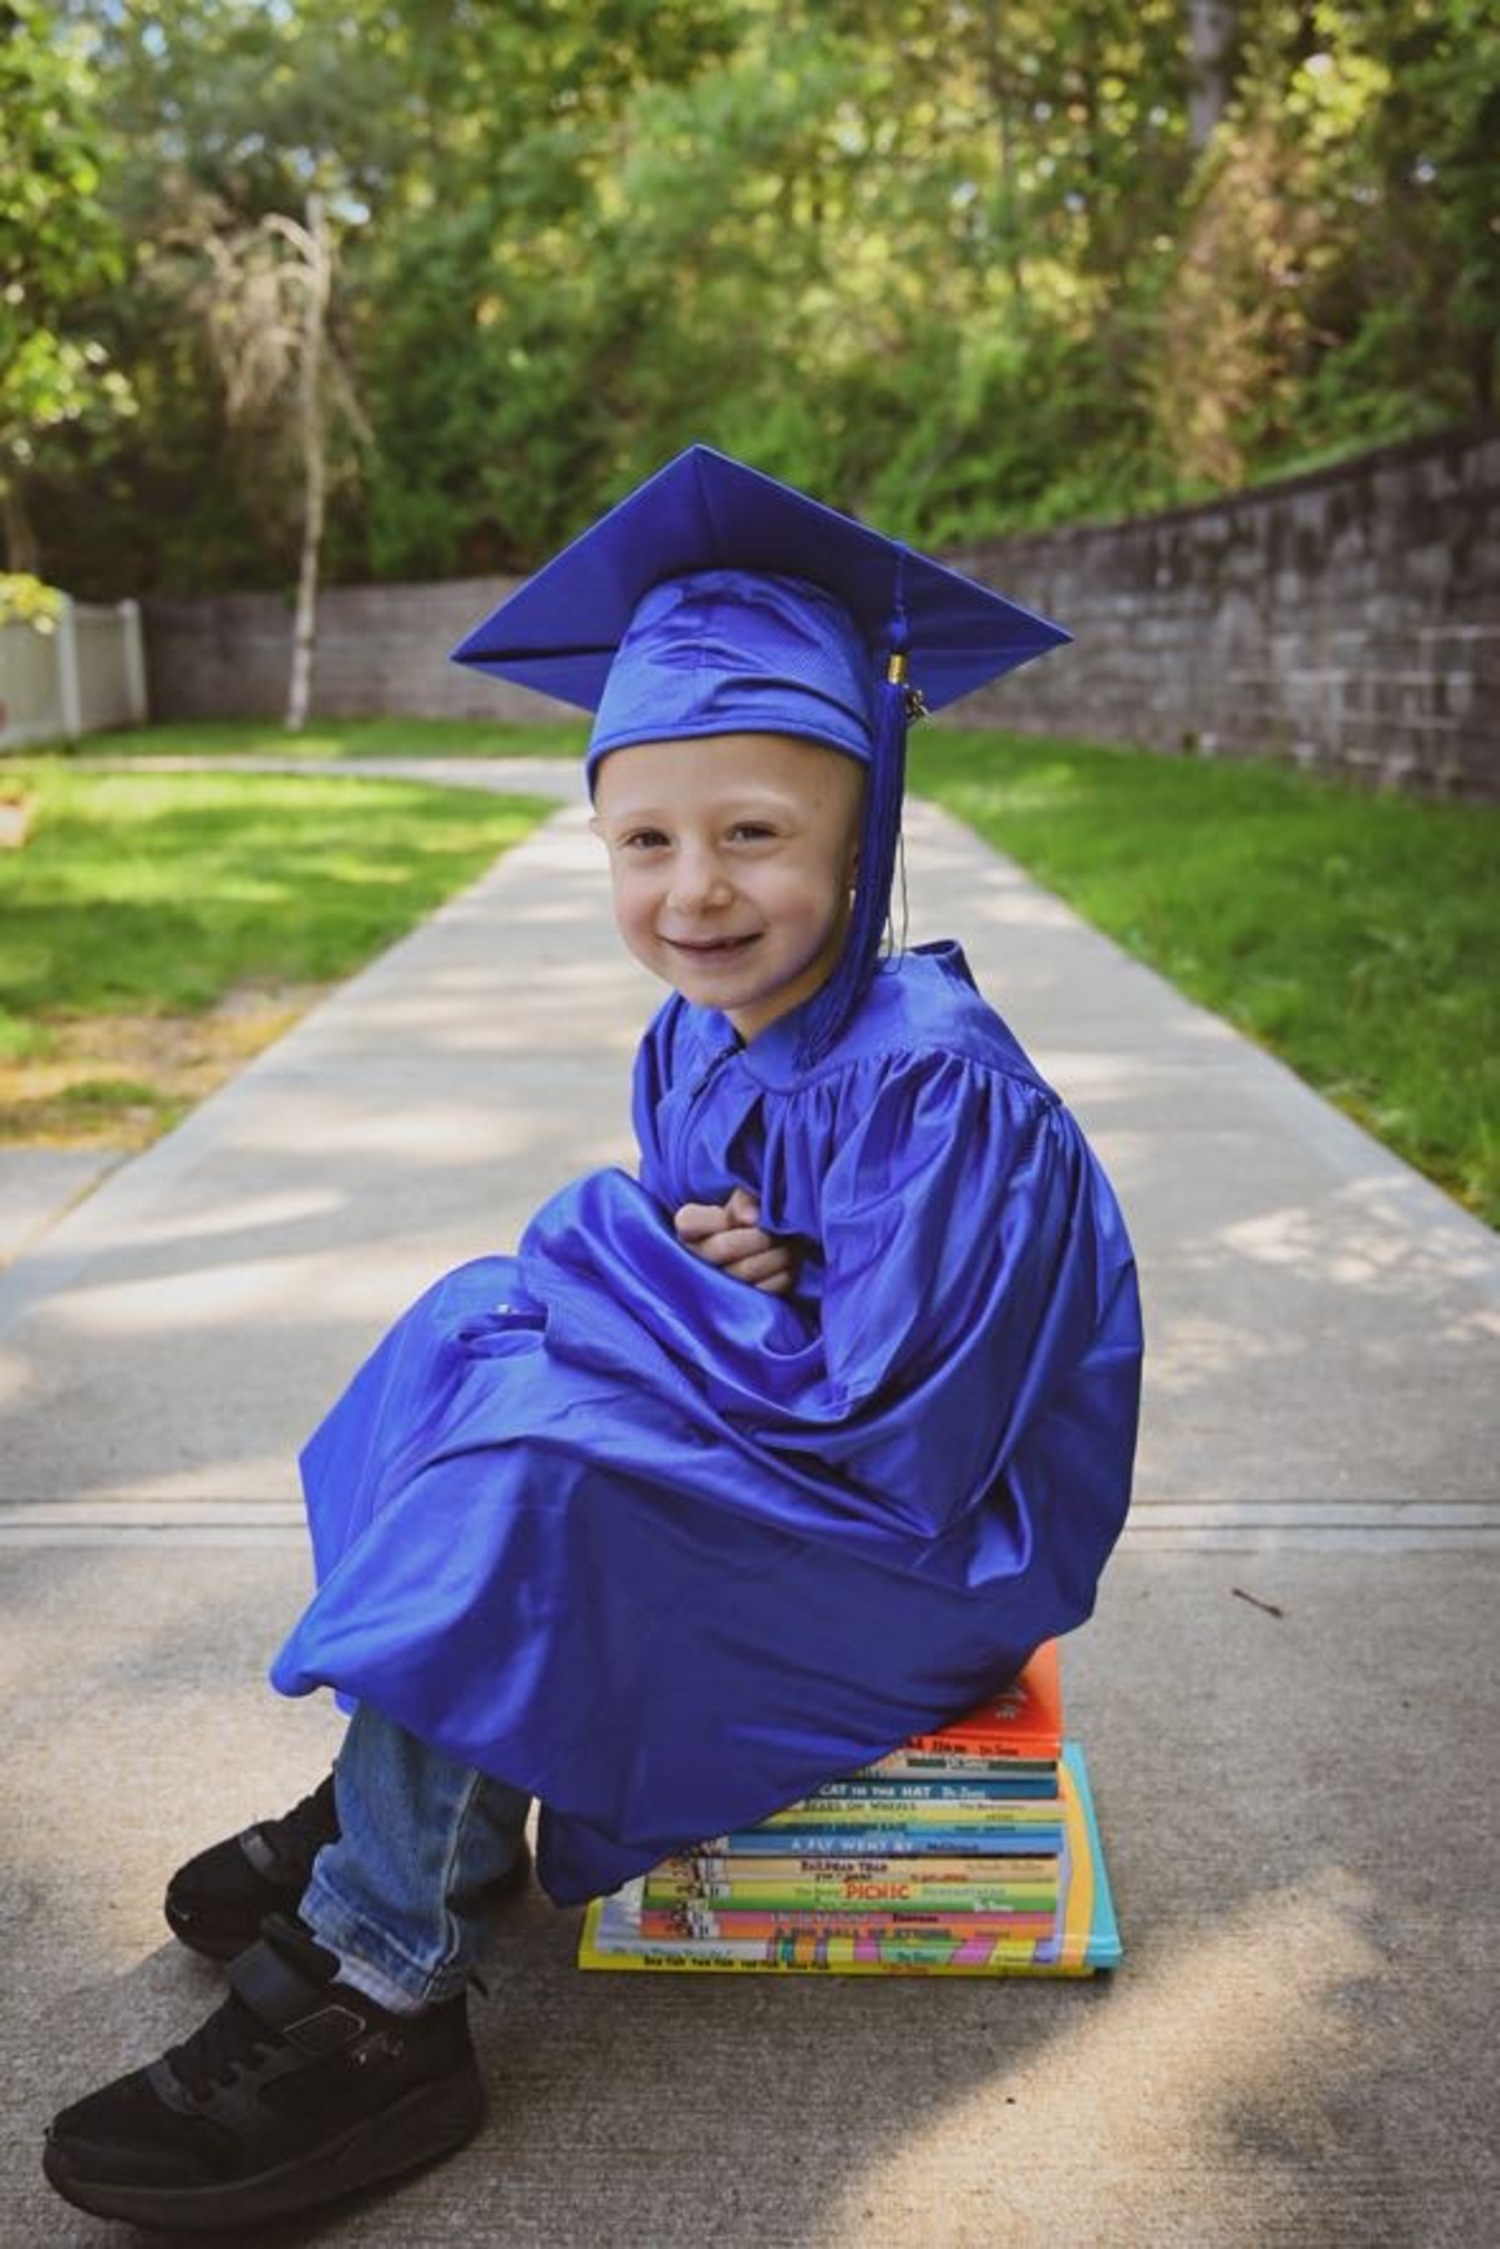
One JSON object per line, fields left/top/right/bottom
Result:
{"left": 2, "top": 765, "right": 1497, "bottom": 2245}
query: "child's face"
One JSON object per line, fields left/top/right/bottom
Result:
{"left": 591, "top": 732, "right": 863, "bottom": 1040}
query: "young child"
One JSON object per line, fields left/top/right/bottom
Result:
{"left": 43, "top": 447, "right": 1142, "bottom": 2230}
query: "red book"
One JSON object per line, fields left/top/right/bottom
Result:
{"left": 878, "top": 1642, "right": 1064, "bottom": 1766}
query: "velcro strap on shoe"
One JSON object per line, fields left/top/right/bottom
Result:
{"left": 229, "top": 1930, "right": 371, "bottom": 2058}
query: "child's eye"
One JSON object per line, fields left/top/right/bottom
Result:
{"left": 728, "top": 822, "right": 778, "bottom": 843}
{"left": 620, "top": 827, "right": 670, "bottom": 851}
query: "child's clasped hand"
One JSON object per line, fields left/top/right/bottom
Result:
{"left": 674, "top": 1187, "right": 799, "bottom": 1295}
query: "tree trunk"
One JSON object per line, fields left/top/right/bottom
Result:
{"left": 1, "top": 479, "right": 41, "bottom": 577}
{"left": 979, "top": 0, "right": 1026, "bottom": 299}
{"left": 1186, "top": 0, "right": 1237, "bottom": 152}
{"left": 286, "top": 190, "right": 330, "bottom": 734}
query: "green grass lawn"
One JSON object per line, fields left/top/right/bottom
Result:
{"left": 907, "top": 730, "right": 1500, "bottom": 1227}
{"left": 0, "top": 759, "right": 552, "bottom": 1142}
{"left": 69, "top": 715, "right": 590, "bottom": 761}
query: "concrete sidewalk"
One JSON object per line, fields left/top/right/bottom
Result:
{"left": 2, "top": 775, "right": 1497, "bottom": 2245}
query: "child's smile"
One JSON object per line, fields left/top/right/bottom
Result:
{"left": 592, "top": 732, "right": 863, "bottom": 1040}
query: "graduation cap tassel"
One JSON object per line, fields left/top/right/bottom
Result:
{"left": 796, "top": 582, "right": 914, "bottom": 1067}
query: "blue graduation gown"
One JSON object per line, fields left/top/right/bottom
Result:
{"left": 270, "top": 943, "right": 1142, "bottom": 1904}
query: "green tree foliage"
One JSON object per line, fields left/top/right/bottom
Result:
{"left": 0, "top": 0, "right": 133, "bottom": 571}
{"left": 1151, "top": 1, "right": 1499, "bottom": 484}
{"left": 27, "top": 0, "right": 1500, "bottom": 594}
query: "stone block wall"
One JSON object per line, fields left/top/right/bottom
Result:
{"left": 143, "top": 425, "right": 1499, "bottom": 798}
{"left": 951, "top": 425, "right": 1498, "bottom": 797}
{"left": 143, "top": 579, "right": 553, "bottom": 728}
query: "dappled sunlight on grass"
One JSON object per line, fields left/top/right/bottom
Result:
{"left": 0, "top": 761, "right": 554, "bottom": 1142}
{"left": 1, "top": 766, "right": 551, "bottom": 1013}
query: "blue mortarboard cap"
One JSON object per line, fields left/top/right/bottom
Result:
{"left": 453, "top": 443, "right": 1066, "bottom": 725}
{"left": 452, "top": 445, "right": 1069, "bottom": 1057}
{"left": 585, "top": 568, "right": 876, "bottom": 779}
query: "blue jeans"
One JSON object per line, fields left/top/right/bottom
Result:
{"left": 300, "top": 1705, "right": 532, "bottom": 2009}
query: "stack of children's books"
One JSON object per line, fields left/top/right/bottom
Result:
{"left": 579, "top": 1642, "right": 1120, "bottom": 1976}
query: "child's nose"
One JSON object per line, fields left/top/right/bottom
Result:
{"left": 667, "top": 846, "right": 733, "bottom": 912}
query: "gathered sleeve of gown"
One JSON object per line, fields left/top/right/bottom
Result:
{"left": 522, "top": 1029, "right": 1136, "bottom": 1549}
{"left": 765, "top": 1053, "right": 1122, "bottom": 1537}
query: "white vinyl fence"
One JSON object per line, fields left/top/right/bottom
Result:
{"left": 0, "top": 598, "right": 148, "bottom": 751}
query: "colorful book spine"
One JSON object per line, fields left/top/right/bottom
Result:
{"left": 898, "top": 1728, "right": 1052, "bottom": 1758}
{"left": 649, "top": 1848, "right": 1058, "bottom": 1889}
{"left": 860, "top": 1750, "right": 1057, "bottom": 1779}
{"left": 687, "top": 1825, "right": 1063, "bottom": 1857}
{"left": 810, "top": 1768, "right": 1057, "bottom": 1800}
{"left": 627, "top": 1928, "right": 1059, "bottom": 1969}
{"left": 645, "top": 1878, "right": 1059, "bottom": 1915}
{"left": 656, "top": 1846, "right": 1060, "bottom": 1880}
{"left": 639, "top": 1905, "right": 1058, "bottom": 1941}
{"left": 751, "top": 1797, "right": 1065, "bottom": 1836}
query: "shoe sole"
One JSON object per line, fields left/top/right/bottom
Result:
{"left": 43, "top": 2068, "right": 485, "bottom": 2230}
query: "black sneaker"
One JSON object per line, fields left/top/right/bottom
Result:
{"left": 43, "top": 1915, "right": 484, "bottom": 2230}
{"left": 165, "top": 1772, "right": 533, "bottom": 1962}
{"left": 164, "top": 1773, "right": 342, "bottom": 1960}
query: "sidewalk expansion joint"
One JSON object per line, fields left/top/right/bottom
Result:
{"left": 1119, "top": 1498, "right": 1500, "bottom": 1551}
{"left": 0, "top": 1499, "right": 1496, "bottom": 1550}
